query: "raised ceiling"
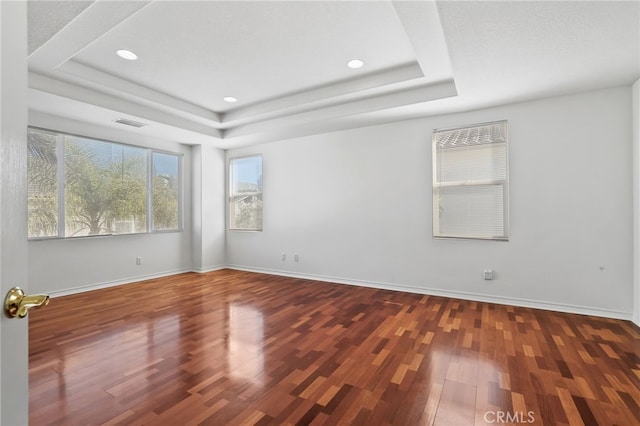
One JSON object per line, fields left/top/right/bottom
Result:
{"left": 27, "top": 1, "right": 640, "bottom": 148}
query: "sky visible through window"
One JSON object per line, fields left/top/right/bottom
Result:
{"left": 75, "top": 137, "right": 178, "bottom": 177}
{"left": 154, "top": 152, "right": 179, "bottom": 176}
{"left": 233, "top": 156, "right": 262, "bottom": 188}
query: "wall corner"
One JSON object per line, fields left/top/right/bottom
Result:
{"left": 632, "top": 79, "right": 640, "bottom": 326}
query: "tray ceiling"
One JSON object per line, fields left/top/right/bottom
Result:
{"left": 27, "top": 1, "right": 639, "bottom": 148}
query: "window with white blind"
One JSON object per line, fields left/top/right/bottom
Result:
{"left": 432, "top": 120, "right": 509, "bottom": 240}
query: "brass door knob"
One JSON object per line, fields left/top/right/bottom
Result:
{"left": 4, "top": 287, "right": 49, "bottom": 318}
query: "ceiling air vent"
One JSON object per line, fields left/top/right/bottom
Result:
{"left": 114, "top": 118, "right": 148, "bottom": 128}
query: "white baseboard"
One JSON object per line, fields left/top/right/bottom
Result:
{"left": 48, "top": 268, "right": 193, "bottom": 298}
{"left": 46, "top": 263, "right": 635, "bottom": 323}
{"left": 227, "top": 264, "right": 634, "bottom": 321}
{"left": 192, "top": 265, "right": 227, "bottom": 274}
{"left": 49, "top": 265, "right": 227, "bottom": 297}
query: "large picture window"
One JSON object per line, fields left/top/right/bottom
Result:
{"left": 229, "top": 155, "right": 263, "bottom": 231}
{"left": 432, "top": 120, "right": 509, "bottom": 240}
{"left": 27, "top": 128, "right": 182, "bottom": 239}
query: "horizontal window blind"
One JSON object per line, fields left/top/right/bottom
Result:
{"left": 432, "top": 120, "right": 509, "bottom": 240}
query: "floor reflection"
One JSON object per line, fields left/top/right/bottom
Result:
{"left": 227, "top": 303, "right": 265, "bottom": 384}
{"left": 30, "top": 271, "right": 640, "bottom": 424}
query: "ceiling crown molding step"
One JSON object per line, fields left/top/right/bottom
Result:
{"left": 225, "top": 80, "right": 458, "bottom": 140}
{"left": 28, "top": 72, "right": 224, "bottom": 141}
{"left": 57, "top": 60, "right": 221, "bottom": 126}
{"left": 221, "top": 61, "right": 427, "bottom": 126}
{"left": 27, "top": 0, "right": 458, "bottom": 147}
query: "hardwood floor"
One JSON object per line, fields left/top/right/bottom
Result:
{"left": 29, "top": 269, "right": 640, "bottom": 425}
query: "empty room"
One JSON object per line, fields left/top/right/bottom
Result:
{"left": 0, "top": 0, "right": 639, "bottom": 425}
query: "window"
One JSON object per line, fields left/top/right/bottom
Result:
{"left": 64, "top": 135, "right": 147, "bottom": 236}
{"left": 27, "top": 130, "right": 58, "bottom": 238}
{"left": 229, "top": 155, "right": 263, "bottom": 231}
{"left": 432, "top": 120, "right": 509, "bottom": 240}
{"left": 27, "top": 128, "right": 182, "bottom": 239}
{"left": 152, "top": 152, "right": 180, "bottom": 231}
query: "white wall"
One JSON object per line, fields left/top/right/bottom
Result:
{"left": 192, "top": 144, "right": 226, "bottom": 272}
{"left": 28, "top": 112, "right": 195, "bottom": 296}
{"left": 633, "top": 79, "right": 640, "bottom": 326}
{"left": 226, "top": 86, "right": 634, "bottom": 319}
{"left": 27, "top": 86, "right": 635, "bottom": 319}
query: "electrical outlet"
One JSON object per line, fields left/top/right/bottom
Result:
{"left": 281, "top": 253, "right": 286, "bottom": 261}
{"left": 294, "top": 254, "right": 299, "bottom": 262}
{"left": 136, "top": 257, "right": 142, "bottom": 265}
{"left": 483, "top": 269, "right": 493, "bottom": 280}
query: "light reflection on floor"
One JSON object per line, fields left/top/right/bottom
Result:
{"left": 228, "top": 303, "right": 265, "bottom": 384}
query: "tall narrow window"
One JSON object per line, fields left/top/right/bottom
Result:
{"left": 229, "top": 155, "right": 263, "bottom": 231}
{"left": 432, "top": 120, "right": 509, "bottom": 240}
{"left": 152, "top": 152, "right": 180, "bottom": 231}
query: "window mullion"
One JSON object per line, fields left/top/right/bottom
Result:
{"left": 147, "top": 149, "right": 153, "bottom": 232}
{"left": 178, "top": 153, "right": 183, "bottom": 231}
{"left": 56, "top": 134, "right": 65, "bottom": 238}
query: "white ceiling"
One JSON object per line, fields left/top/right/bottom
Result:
{"left": 27, "top": 0, "right": 640, "bottom": 149}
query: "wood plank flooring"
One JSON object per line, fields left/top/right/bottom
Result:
{"left": 29, "top": 269, "right": 640, "bottom": 425}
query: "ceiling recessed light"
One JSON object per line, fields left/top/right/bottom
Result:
{"left": 347, "top": 59, "right": 364, "bottom": 69}
{"left": 223, "top": 96, "right": 238, "bottom": 103}
{"left": 116, "top": 49, "right": 138, "bottom": 61}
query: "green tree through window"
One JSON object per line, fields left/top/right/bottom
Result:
{"left": 27, "top": 128, "right": 182, "bottom": 238}
{"left": 152, "top": 152, "right": 180, "bottom": 231}
{"left": 27, "top": 130, "right": 58, "bottom": 237}
{"left": 64, "top": 137, "right": 147, "bottom": 236}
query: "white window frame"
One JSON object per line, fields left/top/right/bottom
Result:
{"left": 432, "top": 120, "right": 509, "bottom": 241}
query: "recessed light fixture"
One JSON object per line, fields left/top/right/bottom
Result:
{"left": 223, "top": 96, "right": 238, "bottom": 103}
{"left": 347, "top": 59, "right": 364, "bottom": 69}
{"left": 116, "top": 49, "right": 138, "bottom": 61}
